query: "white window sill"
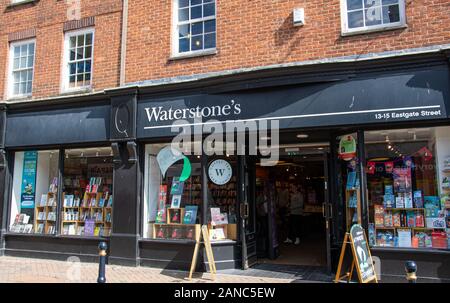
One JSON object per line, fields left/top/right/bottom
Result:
{"left": 7, "top": 95, "right": 32, "bottom": 102}
{"left": 169, "top": 49, "right": 217, "bottom": 61}
{"left": 341, "top": 24, "right": 407, "bottom": 37}
{"left": 60, "top": 87, "right": 92, "bottom": 96}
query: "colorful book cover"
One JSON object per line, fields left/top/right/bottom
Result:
{"left": 384, "top": 211, "right": 393, "bottom": 227}
{"left": 171, "top": 195, "right": 182, "bottom": 208}
{"left": 170, "top": 209, "right": 181, "bottom": 224}
{"left": 374, "top": 205, "right": 384, "bottom": 227}
{"left": 385, "top": 185, "right": 394, "bottom": 195}
{"left": 158, "top": 185, "right": 168, "bottom": 210}
{"left": 404, "top": 192, "right": 413, "bottom": 208}
{"left": 413, "top": 190, "right": 424, "bottom": 208}
{"left": 170, "top": 178, "right": 184, "bottom": 195}
{"left": 383, "top": 194, "right": 395, "bottom": 208}
{"left": 183, "top": 205, "right": 198, "bottom": 224}
{"left": 395, "top": 196, "right": 405, "bottom": 208}
{"left": 346, "top": 171, "right": 356, "bottom": 190}
{"left": 406, "top": 211, "right": 415, "bottom": 227}
{"left": 393, "top": 211, "right": 401, "bottom": 227}
{"left": 155, "top": 208, "right": 166, "bottom": 223}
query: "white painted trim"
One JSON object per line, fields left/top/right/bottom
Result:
{"left": 171, "top": 0, "right": 217, "bottom": 57}
{"left": 143, "top": 105, "right": 442, "bottom": 130}
{"left": 340, "top": 0, "right": 406, "bottom": 35}
{"left": 7, "top": 38, "right": 36, "bottom": 100}
{"left": 61, "top": 28, "right": 95, "bottom": 94}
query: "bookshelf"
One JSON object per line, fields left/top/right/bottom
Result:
{"left": 34, "top": 192, "right": 57, "bottom": 234}
{"left": 345, "top": 188, "right": 361, "bottom": 231}
{"left": 60, "top": 190, "right": 113, "bottom": 237}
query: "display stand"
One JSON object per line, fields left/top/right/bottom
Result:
{"left": 188, "top": 225, "right": 217, "bottom": 280}
{"left": 335, "top": 225, "right": 378, "bottom": 283}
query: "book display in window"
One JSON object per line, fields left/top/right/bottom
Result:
{"left": 61, "top": 177, "right": 112, "bottom": 237}
{"left": 345, "top": 171, "right": 361, "bottom": 231}
{"left": 33, "top": 178, "right": 58, "bottom": 235}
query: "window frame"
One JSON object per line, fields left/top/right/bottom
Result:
{"left": 61, "top": 28, "right": 95, "bottom": 93}
{"left": 340, "top": 0, "right": 406, "bottom": 36}
{"left": 7, "top": 39, "right": 36, "bottom": 100}
{"left": 171, "top": 0, "right": 217, "bottom": 58}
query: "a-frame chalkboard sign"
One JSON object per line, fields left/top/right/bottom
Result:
{"left": 334, "top": 224, "right": 378, "bottom": 283}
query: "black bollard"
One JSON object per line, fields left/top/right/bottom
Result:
{"left": 97, "top": 241, "right": 107, "bottom": 283}
{"left": 405, "top": 261, "right": 417, "bottom": 283}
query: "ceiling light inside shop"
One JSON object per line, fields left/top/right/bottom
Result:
{"left": 297, "top": 134, "right": 309, "bottom": 139}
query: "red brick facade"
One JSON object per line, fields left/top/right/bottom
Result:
{"left": 1, "top": 0, "right": 449, "bottom": 101}
{"left": 0, "top": 0, "right": 122, "bottom": 100}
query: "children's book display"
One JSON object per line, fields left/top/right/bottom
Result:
{"left": 152, "top": 178, "right": 200, "bottom": 240}
{"left": 61, "top": 177, "right": 113, "bottom": 237}
{"left": 369, "top": 157, "right": 449, "bottom": 249}
{"left": 31, "top": 177, "right": 58, "bottom": 234}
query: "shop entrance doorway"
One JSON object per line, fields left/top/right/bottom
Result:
{"left": 252, "top": 145, "right": 331, "bottom": 269}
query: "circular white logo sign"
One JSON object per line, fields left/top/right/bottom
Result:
{"left": 208, "top": 159, "right": 233, "bottom": 185}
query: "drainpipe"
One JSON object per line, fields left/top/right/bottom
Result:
{"left": 119, "top": 0, "right": 129, "bottom": 86}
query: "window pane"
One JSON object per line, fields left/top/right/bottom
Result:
{"left": 191, "top": 5, "right": 202, "bottom": 19}
{"left": 77, "top": 74, "right": 84, "bottom": 83}
{"left": 179, "top": 24, "right": 190, "bottom": 38}
{"left": 365, "top": 127, "right": 449, "bottom": 250}
{"left": 20, "top": 45, "right": 27, "bottom": 56}
{"left": 348, "top": 10, "right": 364, "bottom": 28}
{"left": 14, "top": 46, "right": 20, "bottom": 57}
{"left": 365, "top": 7, "right": 382, "bottom": 26}
{"left": 20, "top": 57, "right": 27, "bottom": 68}
{"left": 28, "top": 43, "right": 34, "bottom": 55}
{"left": 69, "top": 75, "right": 76, "bottom": 85}
{"left": 70, "top": 36, "right": 77, "bottom": 48}
{"left": 204, "top": 33, "right": 216, "bottom": 49}
{"left": 85, "top": 60, "right": 92, "bottom": 73}
{"left": 9, "top": 151, "right": 60, "bottom": 235}
{"left": 20, "top": 71, "right": 27, "bottom": 82}
{"left": 27, "top": 55, "right": 34, "bottom": 68}
{"left": 69, "top": 63, "right": 76, "bottom": 75}
{"left": 70, "top": 49, "right": 76, "bottom": 61}
{"left": 204, "top": 19, "right": 216, "bottom": 33}
{"left": 191, "top": 0, "right": 201, "bottom": 5}
{"left": 26, "top": 81, "right": 32, "bottom": 94}
{"left": 191, "top": 22, "right": 203, "bottom": 35}
{"left": 85, "top": 33, "right": 93, "bottom": 45}
{"left": 27, "top": 70, "right": 33, "bottom": 82}
{"left": 77, "top": 61, "right": 85, "bottom": 74}
{"left": 203, "top": 3, "right": 215, "bottom": 17}
{"left": 364, "top": 0, "right": 381, "bottom": 8}
{"left": 13, "top": 72, "right": 20, "bottom": 83}
{"left": 85, "top": 46, "right": 92, "bottom": 59}
{"left": 145, "top": 144, "right": 202, "bottom": 240}
{"left": 179, "top": 8, "right": 189, "bottom": 21}
{"left": 77, "top": 35, "right": 85, "bottom": 47}
{"left": 13, "top": 58, "right": 20, "bottom": 69}
{"left": 77, "top": 47, "right": 84, "bottom": 60}
{"left": 19, "top": 82, "right": 25, "bottom": 94}
{"left": 85, "top": 73, "right": 91, "bottom": 81}
{"left": 179, "top": 38, "right": 190, "bottom": 52}
{"left": 191, "top": 35, "right": 203, "bottom": 51}
{"left": 179, "top": 0, "right": 189, "bottom": 8}
{"left": 382, "top": 0, "right": 398, "bottom": 4}
{"left": 383, "top": 5, "right": 400, "bottom": 23}
{"left": 347, "top": 0, "right": 363, "bottom": 9}
{"left": 63, "top": 148, "right": 114, "bottom": 237}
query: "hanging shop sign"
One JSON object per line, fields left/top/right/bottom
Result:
{"left": 339, "top": 135, "right": 357, "bottom": 161}
{"left": 208, "top": 159, "right": 233, "bottom": 185}
{"left": 20, "top": 151, "right": 38, "bottom": 209}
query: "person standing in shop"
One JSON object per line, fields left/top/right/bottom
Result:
{"left": 277, "top": 184, "right": 290, "bottom": 239}
{"left": 284, "top": 185, "right": 304, "bottom": 245}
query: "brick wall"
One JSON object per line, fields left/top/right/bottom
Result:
{"left": 125, "top": 0, "right": 450, "bottom": 84}
{"left": 0, "top": 0, "right": 122, "bottom": 100}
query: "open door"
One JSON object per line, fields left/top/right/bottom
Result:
{"left": 239, "top": 155, "right": 257, "bottom": 269}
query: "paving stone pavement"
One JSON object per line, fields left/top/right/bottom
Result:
{"left": 0, "top": 256, "right": 299, "bottom": 283}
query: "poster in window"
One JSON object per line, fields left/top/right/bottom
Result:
{"left": 20, "top": 151, "right": 38, "bottom": 209}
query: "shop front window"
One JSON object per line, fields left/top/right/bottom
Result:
{"left": 10, "top": 150, "right": 59, "bottom": 235}
{"left": 207, "top": 156, "right": 238, "bottom": 242}
{"left": 145, "top": 143, "right": 202, "bottom": 240}
{"left": 365, "top": 127, "right": 449, "bottom": 250}
{"left": 62, "top": 147, "right": 113, "bottom": 237}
